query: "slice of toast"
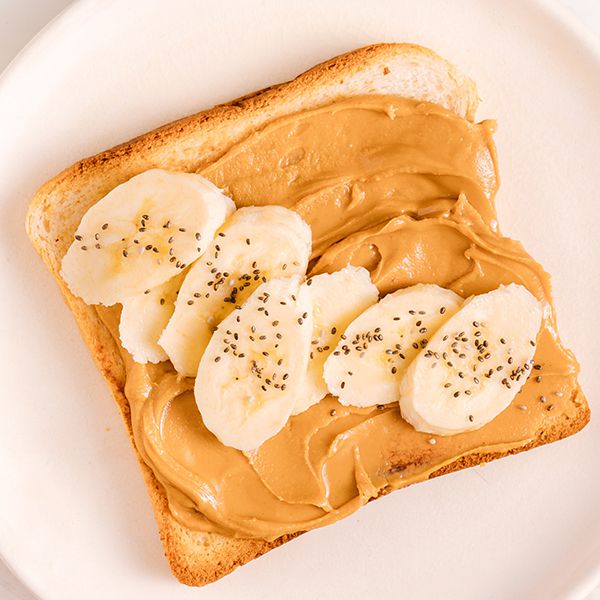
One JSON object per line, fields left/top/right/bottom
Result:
{"left": 26, "top": 43, "right": 589, "bottom": 586}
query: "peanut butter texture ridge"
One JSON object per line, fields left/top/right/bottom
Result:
{"left": 96, "top": 95, "right": 583, "bottom": 540}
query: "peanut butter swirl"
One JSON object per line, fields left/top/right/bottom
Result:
{"left": 98, "top": 96, "right": 582, "bottom": 541}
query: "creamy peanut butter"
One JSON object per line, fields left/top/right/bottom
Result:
{"left": 97, "top": 95, "right": 582, "bottom": 541}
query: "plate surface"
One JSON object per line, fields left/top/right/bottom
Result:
{"left": 0, "top": 0, "right": 599, "bottom": 598}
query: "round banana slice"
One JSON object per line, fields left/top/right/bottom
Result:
{"left": 119, "top": 272, "right": 185, "bottom": 364}
{"left": 399, "top": 284, "right": 542, "bottom": 435}
{"left": 323, "top": 284, "right": 462, "bottom": 407}
{"left": 195, "top": 276, "right": 313, "bottom": 451}
{"left": 61, "top": 169, "right": 235, "bottom": 306}
{"left": 159, "top": 206, "right": 311, "bottom": 377}
{"left": 293, "top": 266, "right": 378, "bottom": 415}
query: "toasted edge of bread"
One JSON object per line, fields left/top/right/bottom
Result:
{"left": 25, "top": 42, "right": 589, "bottom": 586}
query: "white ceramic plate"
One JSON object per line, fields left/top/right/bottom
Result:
{"left": 1, "top": 1, "right": 599, "bottom": 598}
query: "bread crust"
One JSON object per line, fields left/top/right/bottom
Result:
{"left": 25, "top": 43, "right": 589, "bottom": 586}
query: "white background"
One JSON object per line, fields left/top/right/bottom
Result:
{"left": 0, "top": 1, "right": 598, "bottom": 598}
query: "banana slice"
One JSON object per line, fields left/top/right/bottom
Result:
{"left": 323, "top": 284, "right": 462, "bottom": 407}
{"left": 195, "top": 276, "right": 313, "bottom": 451}
{"left": 61, "top": 169, "right": 235, "bottom": 306}
{"left": 159, "top": 206, "right": 311, "bottom": 377}
{"left": 119, "top": 272, "right": 185, "bottom": 363}
{"left": 399, "top": 284, "right": 542, "bottom": 435}
{"left": 293, "top": 266, "right": 378, "bottom": 415}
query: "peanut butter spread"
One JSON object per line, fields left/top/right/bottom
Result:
{"left": 98, "top": 95, "right": 582, "bottom": 540}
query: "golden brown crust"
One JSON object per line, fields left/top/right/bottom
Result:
{"left": 25, "top": 42, "right": 589, "bottom": 586}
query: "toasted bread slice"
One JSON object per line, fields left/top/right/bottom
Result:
{"left": 26, "top": 43, "right": 589, "bottom": 586}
